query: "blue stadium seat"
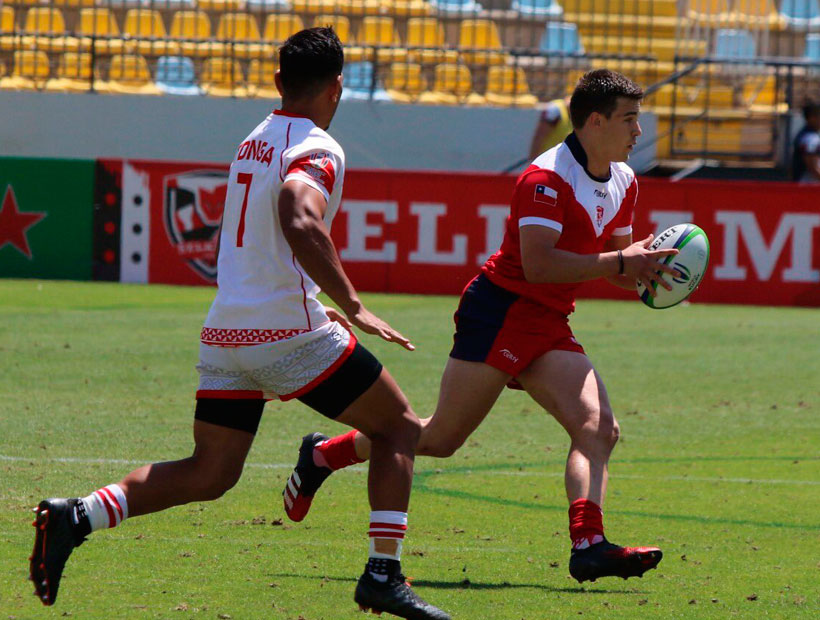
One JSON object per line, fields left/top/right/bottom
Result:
{"left": 539, "top": 22, "right": 583, "bottom": 54}
{"left": 780, "top": 0, "right": 820, "bottom": 26}
{"left": 805, "top": 33, "right": 820, "bottom": 59}
{"left": 341, "top": 61, "right": 391, "bottom": 101}
{"left": 512, "top": 0, "right": 563, "bottom": 17}
{"left": 714, "top": 29, "right": 756, "bottom": 59}
{"left": 245, "top": 0, "right": 292, "bottom": 10}
{"left": 155, "top": 56, "right": 201, "bottom": 95}
{"left": 429, "top": 0, "right": 482, "bottom": 14}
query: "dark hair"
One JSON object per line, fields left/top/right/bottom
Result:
{"left": 803, "top": 100, "right": 820, "bottom": 120}
{"left": 569, "top": 69, "right": 644, "bottom": 129}
{"left": 278, "top": 27, "right": 344, "bottom": 100}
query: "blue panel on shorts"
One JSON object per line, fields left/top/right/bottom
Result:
{"left": 450, "top": 274, "right": 519, "bottom": 362}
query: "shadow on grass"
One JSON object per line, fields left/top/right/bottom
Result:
{"left": 269, "top": 573, "right": 642, "bottom": 595}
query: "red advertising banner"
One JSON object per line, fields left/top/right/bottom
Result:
{"left": 105, "top": 160, "right": 820, "bottom": 307}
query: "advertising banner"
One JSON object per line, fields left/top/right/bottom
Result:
{"left": 98, "top": 160, "right": 820, "bottom": 307}
{"left": 0, "top": 157, "right": 95, "bottom": 280}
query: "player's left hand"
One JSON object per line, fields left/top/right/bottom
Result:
{"left": 348, "top": 306, "right": 415, "bottom": 351}
{"left": 325, "top": 306, "right": 353, "bottom": 330}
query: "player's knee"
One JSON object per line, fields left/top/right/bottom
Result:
{"left": 372, "top": 407, "right": 421, "bottom": 448}
{"left": 420, "top": 435, "right": 463, "bottom": 458}
{"left": 609, "top": 418, "right": 621, "bottom": 449}
{"left": 192, "top": 458, "right": 244, "bottom": 500}
{"left": 573, "top": 405, "right": 617, "bottom": 454}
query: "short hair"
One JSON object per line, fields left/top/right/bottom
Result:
{"left": 569, "top": 69, "right": 644, "bottom": 129}
{"left": 803, "top": 100, "right": 820, "bottom": 120}
{"left": 278, "top": 27, "right": 344, "bottom": 100}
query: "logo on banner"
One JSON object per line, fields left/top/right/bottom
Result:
{"left": 0, "top": 185, "right": 46, "bottom": 259}
{"left": 163, "top": 170, "right": 228, "bottom": 282}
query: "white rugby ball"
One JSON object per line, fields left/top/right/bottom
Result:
{"left": 636, "top": 223, "right": 710, "bottom": 309}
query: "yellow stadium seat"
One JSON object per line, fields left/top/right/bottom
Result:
{"left": 170, "top": 10, "right": 226, "bottom": 58}
{"left": 98, "top": 54, "right": 161, "bottom": 95}
{"left": 263, "top": 14, "right": 305, "bottom": 44}
{"left": 0, "top": 50, "right": 51, "bottom": 90}
{"left": 123, "top": 9, "right": 180, "bottom": 56}
{"left": 381, "top": 0, "right": 434, "bottom": 17}
{"left": 687, "top": 0, "right": 731, "bottom": 23}
{"left": 78, "top": 8, "right": 124, "bottom": 55}
{"left": 417, "top": 62, "right": 482, "bottom": 105}
{"left": 248, "top": 58, "right": 280, "bottom": 99}
{"left": 385, "top": 62, "right": 426, "bottom": 102}
{"left": 197, "top": 0, "right": 244, "bottom": 11}
{"left": 53, "top": 0, "right": 96, "bottom": 6}
{"left": 1, "top": 6, "right": 16, "bottom": 52}
{"left": 215, "top": 13, "right": 272, "bottom": 59}
{"left": 46, "top": 52, "right": 101, "bottom": 92}
{"left": 23, "top": 8, "right": 79, "bottom": 53}
{"left": 485, "top": 65, "right": 538, "bottom": 107}
{"left": 406, "top": 18, "right": 458, "bottom": 64}
{"left": 293, "top": 0, "right": 382, "bottom": 15}
{"left": 358, "top": 17, "right": 408, "bottom": 63}
{"left": 201, "top": 57, "right": 248, "bottom": 97}
{"left": 729, "top": 0, "right": 786, "bottom": 30}
{"left": 313, "top": 15, "right": 365, "bottom": 61}
{"left": 458, "top": 19, "right": 507, "bottom": 65}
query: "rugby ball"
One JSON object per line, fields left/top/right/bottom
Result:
{"left": 636, "top": 223, "right": 710, "bottom": 309}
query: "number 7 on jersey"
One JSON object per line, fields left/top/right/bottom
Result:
{"left": 235, "top": 172, "right": 253, "bottom": 247}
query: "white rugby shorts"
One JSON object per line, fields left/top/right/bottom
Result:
{"left": 195, "top": 321, "right": 355, "bottom": 401}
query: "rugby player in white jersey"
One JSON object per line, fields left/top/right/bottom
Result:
{"left": 284, "top": 69, "right": 677, "bottom": 584}
{"left": 29, "top": 27, "right": 450, "bottom": 620}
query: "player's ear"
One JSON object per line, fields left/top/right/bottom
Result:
{"left": 330, "top": 74, "right": 343, "bottom": 103}
{"left": 274, "top": 70, "right": 284, "bottom": 98}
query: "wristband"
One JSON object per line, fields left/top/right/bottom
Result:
{"left": 617, "top": 249, "right": 624, "bottom": 275}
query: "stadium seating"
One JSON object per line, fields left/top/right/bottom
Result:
{"left": 215, "top": 13, "right": 272, "bottom": 59}
{"left": 263, "top": 13, "right": 305, "bottom": 44}
{"left": 341, "top": 60, "right": 391, "bottom": 100}
{"left": 245, "top": 0, "right": 293, "bottom": 10}
{"left": 805, "top": 33, "right": 820, "bottom": 59}
{"left": 511, "top": 0, "right": 563, "bottom": 18}
{"left": 292, "top": 0, "right": 382, "bottom": 15}
{"left": 200, "top": 57, "right": 247, "bottom": 97}
{"left": 78, "top": 8, "right": 125, "bottom": 55}
{"left": 714, "top": 28, "right": 757, "bottom": 58}
{"left": 780, "top": 0, "right": 820, "bottom": 27}
{"left": 0, "top": 50, "right": 51, "bottom": 90}
{"left": 1, "top": 6, "right": 16, "bottom": 52}
{"left": 312, "top": 14, "right": 366, "bottom": 61}
{"left": 728, "top": 1, "right": 786, "bottom": 30}
{"left": 430, "top": 0, "right": 482, "bottom": 14}
{"left": 123, "top": 9, "right": 180, "bottom": 56}
{"left": 45, "top": 51, "right": 96, "bottom": 92}
{"left": 99, "top": 54, "right": 162, "bottom": 95}
{"left": 23, "top": 7, "right": 78, "bottom": 52}
{"left": 155, "top": 55, "right": 201, "bottom": 95}
{"left": 417, "top": 62, "right": 481, "bottom": 104}
{"left": 382, "top": 0, "right": 435, "bottom": 17}
{"left": 484, "top": 65, "right": 538, "bottom": 107}
{"left": 406, "top": 18, "right": 458, "bottom": 63}
{"left": 384, "top": 62, "right": 426, "bottom": 102}
{"left": 538, "top": 22, "right": 583, "bottom": 55}
{"left": 169, "top": 10, "right": 226, "bottom": 58}
{"left": 247, "top": 58, "right": 279, "bottom": 98}
{"left": 458, "top": 19, "right": 507, "bottom": 65}
{"left": 196, "top": 0, "right": 244, "bottom": 11}
{"left": 359, "top": 16, "right": 408, "bottom": 62}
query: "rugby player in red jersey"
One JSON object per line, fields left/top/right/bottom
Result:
{"left": 285, "top": 69, "right": 676, "bottom": 583}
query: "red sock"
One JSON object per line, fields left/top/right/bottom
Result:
{"left": 569, "top": 498, "right": 605, "bottom": 550}
{"left": 314, "top": 430, "right": 364, "bottom": 471}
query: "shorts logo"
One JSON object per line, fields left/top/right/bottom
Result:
{"left": 534, "top": 184, "right": 557, "bottom": 206}
{"left": 596, "top": 206, "right": 605, "bottom": 229}
{"left": 163, "top": 170, "right": 228, "bottom": 282}
{"left": 499, "top": 348, "right": 519, "bottom": 363}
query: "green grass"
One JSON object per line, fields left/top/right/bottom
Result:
{"left": 0, "top": 278, "right": 818, "bottom": 619}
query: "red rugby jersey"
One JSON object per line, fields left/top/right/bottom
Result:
{"left": 483, "top": 133, "right": 637, "bottom": 316}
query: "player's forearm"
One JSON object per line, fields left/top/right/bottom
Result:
{"left": 282, "top": 220, "right": 362, "bottom": 316}
{"left": 523, "top": 247, "right": 621, "bottom": 284}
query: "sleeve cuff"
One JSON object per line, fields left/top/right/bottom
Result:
{"left": 612, "top": 225, "right": 633, "bottom": 236}
{"left": 283, "top": 172, "right": 331, "bottom": 203}
{"left": 519, "top": 217, "right": 562, "bottom": 233}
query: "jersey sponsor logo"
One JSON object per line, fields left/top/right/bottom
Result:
{"left": 499, "top": 348, "right": 519, "bottom": 363}
{"left": 534, "top": 184, "right": 557, "bottom": 206}
{"left": 594, "top": 189, "right": 608, "bottom": 198}
{"left": 236, "top": 139, "right": 275, "bottom": 166}
{"left": 163, "top": 170, "right": 228, "bottom": 282}
{"left": 596, "top": 206, "right": 604, "bottom": 229}
{"left": 288, "top": 153, "right": 336, "bottom": 194}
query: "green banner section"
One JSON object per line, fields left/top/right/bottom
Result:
{"left": 0, "top": 157, "right": 94, "bottom": 280}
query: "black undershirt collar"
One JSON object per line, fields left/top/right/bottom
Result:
{"left": 564, "top": 132, "right": 611, "bottom": 183}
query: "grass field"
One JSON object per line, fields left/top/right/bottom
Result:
{"left": 0, "top": 279, "right": 818, "bottom": 620}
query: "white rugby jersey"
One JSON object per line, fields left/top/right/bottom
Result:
{"left": 201, "top": 110, "right": 346, "bottom": 347}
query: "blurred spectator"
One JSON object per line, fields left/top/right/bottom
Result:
{"left": 792, "top": 101, "right": 820, "bottom": 183}
{"left": 528, "top": 96, "right": 573, "bottom": 160}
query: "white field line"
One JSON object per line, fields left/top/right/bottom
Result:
{"left": 2, "top": 454, "right": 817, "bottom": 486}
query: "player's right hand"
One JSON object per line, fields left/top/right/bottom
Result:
{"left": 622, "top": 234, "right": 680, "bottom": 294}
{"left": 348, "top": 307, "right": 415, "bottom": 351}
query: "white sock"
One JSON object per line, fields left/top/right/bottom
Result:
{"left": 80, "top": 484, "right": 129, "bottom": 532}
{"left": 368, "top": 510, "right": 407, "bottom": 582}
